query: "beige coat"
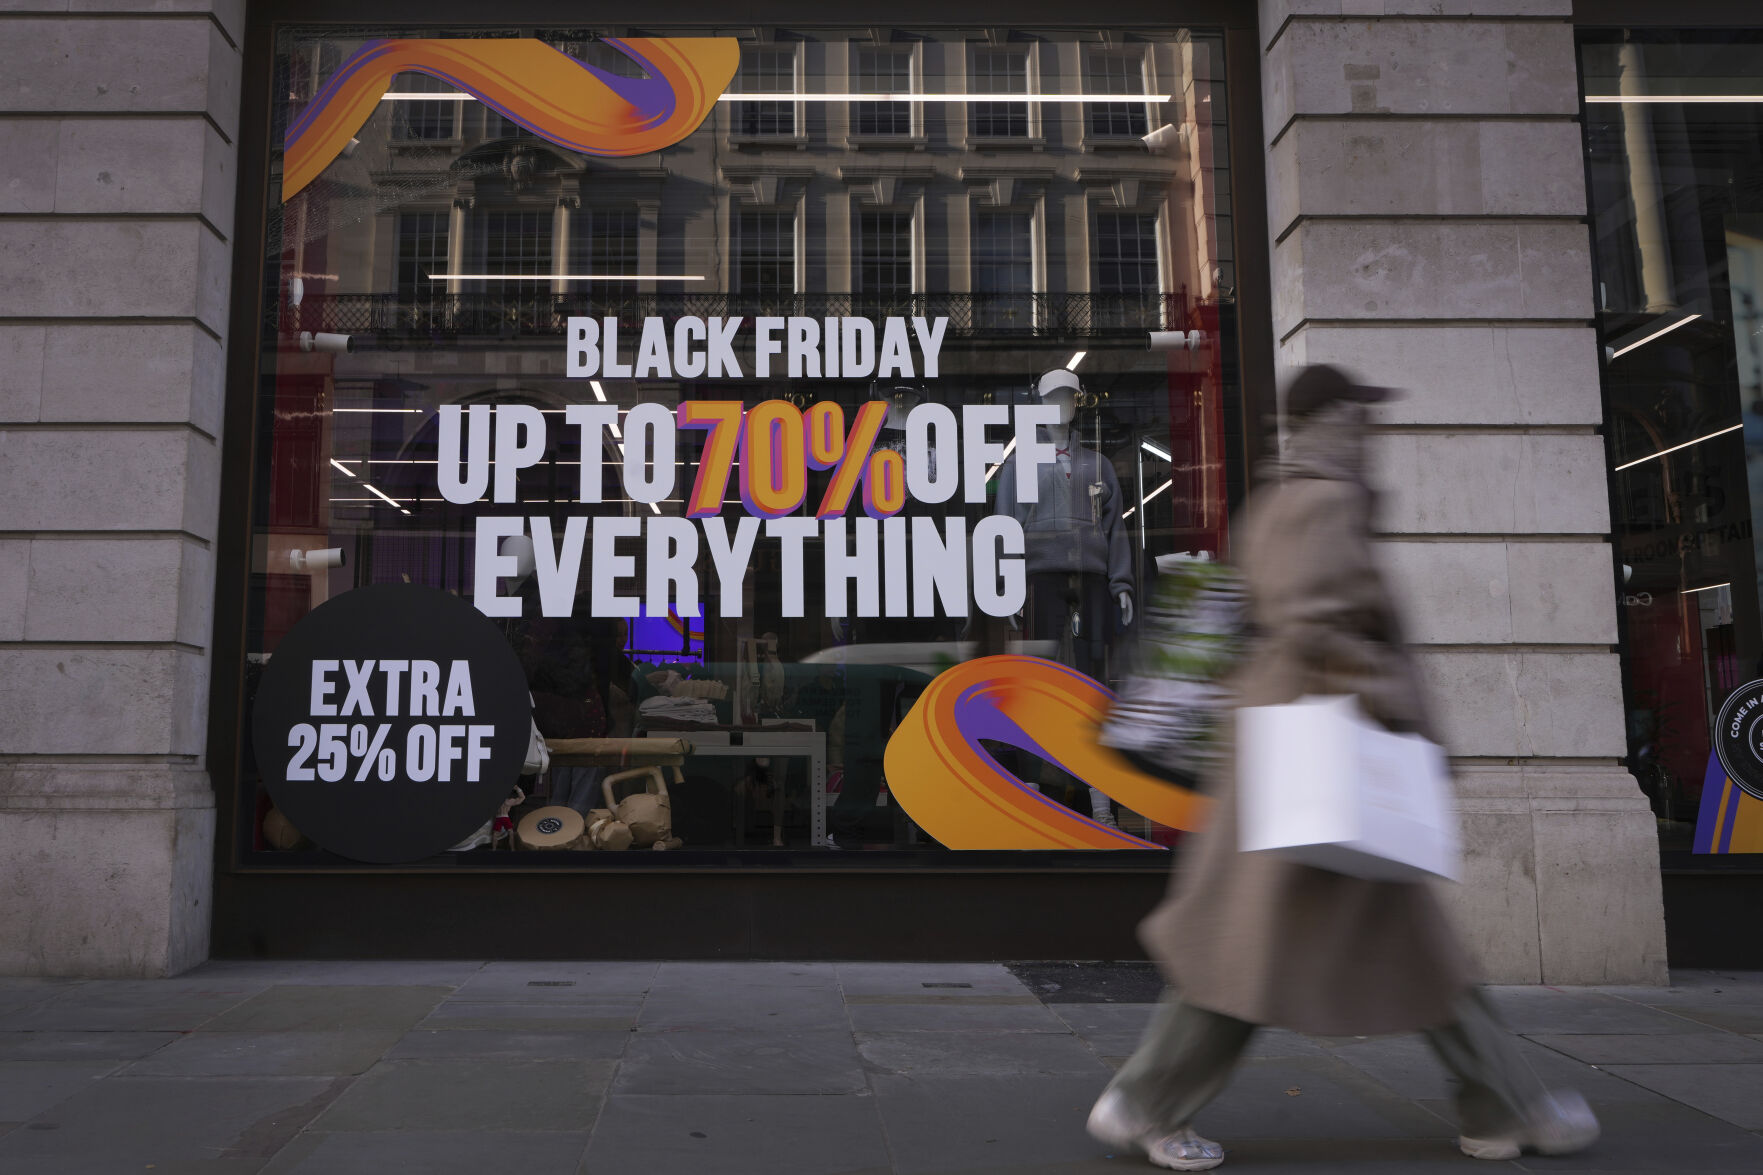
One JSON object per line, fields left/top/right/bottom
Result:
{"left": 1138, "top": 473, "right": 1475, "bottom": 1036}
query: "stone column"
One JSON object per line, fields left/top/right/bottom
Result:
{"left": 0, "top": 2, "right": 242, "bottom": 976}
{"left": 1260, "top": 0, "right": 1667, "bottom": 983}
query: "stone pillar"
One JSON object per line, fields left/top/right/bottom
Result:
{"left": 1260, "top": 0, "right": 1667, "bottom": 983}
{"left": 0, "top": 3, "right": 242, "bottom": 976}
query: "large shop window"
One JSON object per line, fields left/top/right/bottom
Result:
{"left": 1582, "top": 31, "right": 1763, "bottom": 859}
{"left": 249, "top": 26, "right": 1236, "bottom": 867}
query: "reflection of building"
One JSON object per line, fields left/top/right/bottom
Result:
{"left": 16, "top": 0, "right": 1754, "bottom": 983}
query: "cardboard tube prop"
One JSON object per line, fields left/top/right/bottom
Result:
{"left": 517, "top": 805, "right": 585, "bottom": 850}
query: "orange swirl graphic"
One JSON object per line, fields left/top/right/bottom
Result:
{"left": 884, "top": 656, "right": 1210, "bottom": 850}
{"left": 284, "top": 37, "right": 740, "bottom": 200}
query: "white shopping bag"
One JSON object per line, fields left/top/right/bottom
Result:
{"left": 1236, "top": 695, "right": 1460, "bottom": 882}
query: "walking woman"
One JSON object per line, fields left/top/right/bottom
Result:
{"left": 1087, "top": 366, "right": 1599, "bottom": 1171}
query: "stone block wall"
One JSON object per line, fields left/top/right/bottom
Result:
{"left": 0, "top": 1, "right": 242, "bottom": 976}
{"left": 1260, "top": 0, "right": 1667, "bottom": 982}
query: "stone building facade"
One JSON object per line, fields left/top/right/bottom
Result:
{"left": 0, "top": 0, "right": 1684, "bottom": 981}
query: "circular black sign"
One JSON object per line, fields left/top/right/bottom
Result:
{"left": 251, "top": 584, "right": 532, "bottom": 863}
{"left": 1715, "top": 679, "right": 1763, "bottom": 801}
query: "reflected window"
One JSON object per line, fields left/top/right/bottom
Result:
{"left": 857, "top": 210, "right": 914, "bottom": 299}
{"left": 733, "top": 46, "right": 798, "bottom": 137}
{"left": 390, "top": 72, "right": 457, "bottom": 141}
{"left": 396, "top": 212, "right": 449, "bottom": 304}
{"left": 737, "top": 208, "right": 796, "bottom": 298}
{"left": 970, "top": 47, "right": 1030, "bottom": 138}
{"left": 571, "top": 206, "right": 639, "bottom": 279}
{"left": 972, "top": 208, "right": 1034, "bottom": 329}
{"left": 1088, "top": 49, "right": 1149, "bottom": 138}
{"left": 853, "top": 46, "right": 913, "bottom": 136}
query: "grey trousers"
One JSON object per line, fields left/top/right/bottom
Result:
{"left": 1108, "top": 989, "right": 1536, "bottom": 1139}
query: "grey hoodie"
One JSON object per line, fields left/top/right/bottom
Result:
{"left": 994, "top": 440, "right": 1134, "bottom": 600}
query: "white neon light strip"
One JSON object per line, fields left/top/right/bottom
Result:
{"left": 1124, "top": 477, "right": 1175, "bottom": 520}
{"left": 383, "top": 91, "right": 1172, "bottom": 103}
{"left": 329, "top": 459, "right": 357, "bottom": 476}
{"left": 1683, "top": 582, "right": 1732, "bottom": 596}
{"left": 1610, "top": 313, "right": 1700, "bottom": 359}
{"left": 1586, "top": 95, "right": 1763, "bottom": 104}
{"left": 1066, "top": 351, "right": 1086, "bottom": 371}
{"left": 1613, "top": 422, "right": 1744, "bottom": 472}
{"left": 334, "top": 407, "right": 424, "bottom": 413}
{"left": 590, "top": 381, "right": 623, "bottom": 438}
{"left": 427, "top": 273, "right": 704, "bottom": 282}
{"left": 984, "top": 437, "right": 1019, "bottom": 483}
{"left": 1141, "top": 439, "right": 1172, "bottom": 461}
{"left": 361, "top": 482, "right": 412, "bottom": 514}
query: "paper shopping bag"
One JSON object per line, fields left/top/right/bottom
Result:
{"left": 1236, "top": 695, "right": 1460, "bottom": 882}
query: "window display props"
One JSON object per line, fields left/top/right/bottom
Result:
{"left": 251, "top": 584, "right": 534, "bottom": 863}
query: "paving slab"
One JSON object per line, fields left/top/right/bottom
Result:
{"left": 585, "top": 1092, "right": 893, "bottom": 1175}
{"left": 0, "top": 1075, "right": 336, "bottom": 1174}
{"left": 0, "top": 1060, "right": 120, "bottom": 1122}
{"left": 651, "top": 962, "right": 840, "bottom": 990}
{"left": 0, "top": 1031, "right": 178, "bottom": 1061}
{"left": 1525, "top": 1032, "right": 1763, "bottom": 1065}
{"left": 836, "top": 963, "right": 1032, "bottom": 999}
{"left": 417, "top": 1001, "right": 639, "bottom": 1031}
{"left": 638, "top": 984, "right": 850, "bottom": 1031}
{"left": 1194, "top": 1055, "right": 1455, "bottom": 1141}
{"left": 384, "top": 1028, "right": 632, "bottom": 1061}
{"left": 858, "top": 1029, "right": 1108, "bottom": 1078}
{"left": 448, "top": 961, "right": 656, "bottom": 1002}
{"left": 871, "top": 1073, "right": 1112, "bottom": 1174}
{"left": 260, "top": 1128, "right": 590, "bottom": 1175}
{"left": 124, "top": 1030, "right": 404, "bottom": 1077}
{"left": 1601, "top": 1062, "right": 1763, "bottom": 1130}
{"left": 619, "top": 1028, "right": 867, "bottom": 1094}
{"left": 188, "top": 960, "right": 486, "bottom": 987}
{"left": 312, "top": 1058, "right": 613, "bottom": 1132}
{"left": 0, "top": 981, "right": 266, "bottom": 1032}
{"left": 200, "top": 985, "right": 451, "bottom": 1033}
{"left": 1497, "top": 1092, "right": 1763, "bottom": 1170}
{"left": 846, "top": 1001, "right": 1069, "bottom": 1034}
{"left": 1482, "top": 987, "right": 1704, "bottom": 1036}
{"left": 1206, "top": 1136, "right": 1508, "bottom": 1172}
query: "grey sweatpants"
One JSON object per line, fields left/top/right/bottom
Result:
{"left": 1108, "top": 989, "right": 1536, "bottom": 1139}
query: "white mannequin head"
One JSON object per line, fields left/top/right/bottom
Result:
{"left": 1036, "top": 369, "right": 1080, "bottom": 427}
{"left": 499, "top": 533, "right": 536, "bottom": 582}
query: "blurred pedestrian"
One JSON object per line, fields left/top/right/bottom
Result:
{"left": 1087, "top": 366, "right": 1598, "bottom": 1170}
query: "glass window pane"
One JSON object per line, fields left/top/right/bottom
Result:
{"left": 249, "top": 26, "right": 1238, "bottom": 864}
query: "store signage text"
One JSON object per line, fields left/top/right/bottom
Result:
{"left": 567, "top": 315, "right": 948, "bottom": 380}
{"left": 447, "top": 397, "right": 1059, "bottom": 622}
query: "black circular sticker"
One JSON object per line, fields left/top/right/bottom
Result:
{"left": 251, "top": 584, "right": 532, "bottom": 863}
{"left": 1715, "top": 679, "right": 1763, "bottom": 801}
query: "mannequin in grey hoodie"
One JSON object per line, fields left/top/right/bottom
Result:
{"left": 994, "top": 368, "right": 1136, "bottom": 825}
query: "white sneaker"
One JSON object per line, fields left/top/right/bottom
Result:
{"left": 1146, "top": 1126, "right": 1225, "bottom": 1171}
{"left": 1085, "top": 1087, "right": 1154, "bottom": 1151}
{"left": 1087, "top": 1092, "right": 1224, "bottom": 1170}
{"left": 1460, "top": 1090, "right": 1599, "bottom": 1160}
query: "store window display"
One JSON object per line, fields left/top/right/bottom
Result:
{"left": 241, "top": 24, "right": 1238, "bottom": 865}
{"left": 1582, "top": 30, "right": 1763, "bottom": 859}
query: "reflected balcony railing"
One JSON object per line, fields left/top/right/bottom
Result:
{"left": 275, "top": 291, "right": 1190, "bottom": 345}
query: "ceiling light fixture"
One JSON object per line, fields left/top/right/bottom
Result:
{"left": 426, "top": 273, "right": 704, "bottom": 282}
{"left": 1609, "top": 313, "right": 1700, "bottom": 360}
{"left": 1613, "top": 422, "right": 1744, "bottom": 472}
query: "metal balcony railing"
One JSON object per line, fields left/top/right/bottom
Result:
{"left": 275, "top": 291, "right": 1192, "bottom": 345}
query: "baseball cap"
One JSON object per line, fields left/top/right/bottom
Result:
{"left": 1037, "top": 369, "right": 1082, "bottom": 397}
{"left": 1283, "top": 364, "right": 1399, "bottom": 419}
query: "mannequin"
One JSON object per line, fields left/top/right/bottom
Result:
{"left": 994, "top": 368, "right": 1136, "bottom": 827}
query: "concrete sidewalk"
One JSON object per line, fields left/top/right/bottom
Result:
{"left": 2, "top": 962, "right": 1763, "bottom": 1174}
